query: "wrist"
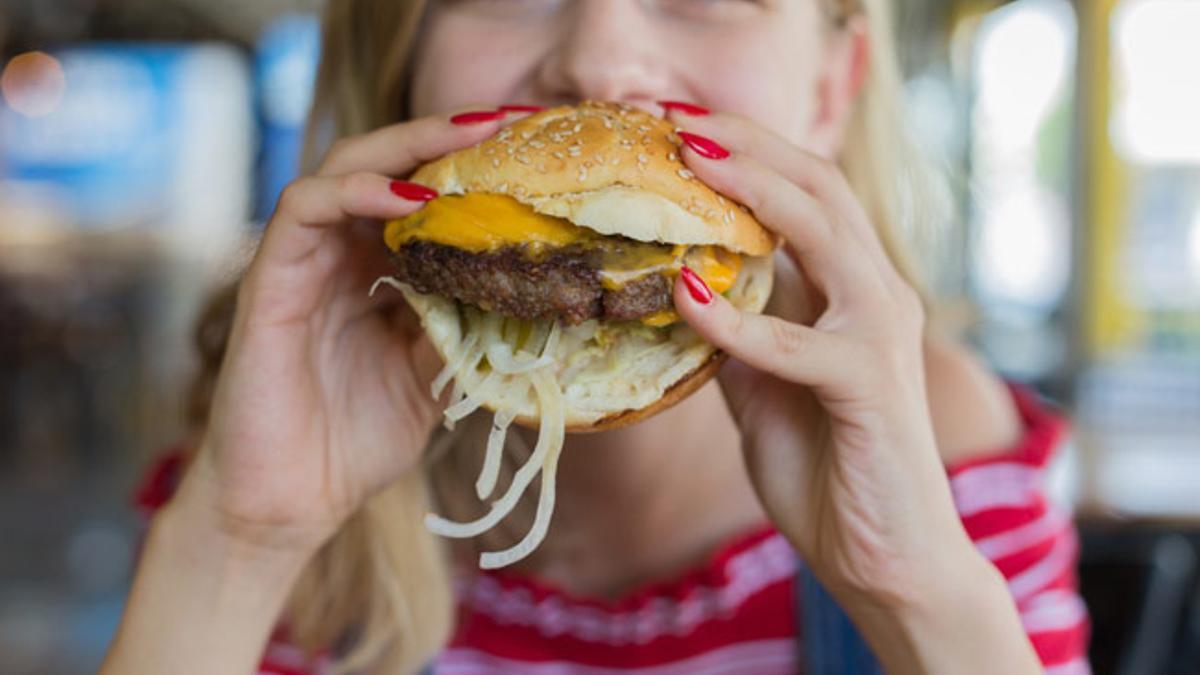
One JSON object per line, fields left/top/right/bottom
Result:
{"left": 836, "top": 547, "right": 1040, "bottom": 675}
{"left": 104, "top": 483, "right": 313, "bottom": 675}
{"left": 159, "top": 457, "right": 321, "bottom": 583}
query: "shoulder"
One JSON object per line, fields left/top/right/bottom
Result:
{"left": 922, "top": 337, "right": 1024, "bottom": 467}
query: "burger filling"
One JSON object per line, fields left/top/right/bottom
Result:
{"left": 384, "top": 193, "right": 742, "bottom": 326}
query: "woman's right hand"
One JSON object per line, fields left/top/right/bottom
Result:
{"left": 176, "top": 109, "right": 510, "bottom": 557}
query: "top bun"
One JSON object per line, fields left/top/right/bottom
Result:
{"left": 410, "top": 101, "right": 775, "bottom": 256}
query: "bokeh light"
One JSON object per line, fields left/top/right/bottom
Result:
{"left": 1, "top": 51, "right": 67, "bottom": 118}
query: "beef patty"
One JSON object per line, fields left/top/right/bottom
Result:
{"left": 388, "top": 240, "right": 673, "bottom": 325}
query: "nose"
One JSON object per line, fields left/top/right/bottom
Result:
{"left": 535, "top": 0, "right": 672, "bottom": 112}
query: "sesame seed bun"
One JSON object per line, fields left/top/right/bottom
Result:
{"left": 410, "top": 100, "right": 775, "bottom": 256}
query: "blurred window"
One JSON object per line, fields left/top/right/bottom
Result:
{"left": 967, "top": 0, "right": 1077, "bottom": 380}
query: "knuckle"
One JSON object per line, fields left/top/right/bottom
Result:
{"left": 768, "top": 318, "right": 806, "bottom": 357}
{"left": 800, "top": 150, "right": 837, "bottom": 179}
{"left": 338, "top": 170, "right": 375, "bottom": 196}
{"left": 276, "top": 179, "right": 308, "bottom": 215}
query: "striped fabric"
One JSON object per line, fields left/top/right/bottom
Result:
{"left": 136, "top": 386, "right": 1090, "bottom": 674}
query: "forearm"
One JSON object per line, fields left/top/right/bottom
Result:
{"left": 101, "top": 486, "right": 310, "bottom": 675}
{"left": 841, "top": 548, "right": 1043, "bottom": 675}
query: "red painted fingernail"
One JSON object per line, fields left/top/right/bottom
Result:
{"left": 678, "top": 131, "right": 730, "bottom": 160}
{"left": 449, "top": 109, "right": 506, "bottom": 125}
{"left": 680, "top": 266, "right": 713, "bottom": 304}
{"left": 390, "top": 180, "right": 438, "bottom": 202}
{"left": 658, "top": 100, "right": 710, "bottom": 116}
{"left": 499, "top": 104, "right": 545, "bottom": 113}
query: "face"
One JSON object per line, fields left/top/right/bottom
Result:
{"left": 408, "top": 0, "right": 866, "bottom": 157}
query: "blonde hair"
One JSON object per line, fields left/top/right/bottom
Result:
{"left": 197, "top": 0, "right": 945, "bottom": 671}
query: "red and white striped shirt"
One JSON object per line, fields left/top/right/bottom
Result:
{"left": 136, "top": 385, "right": 1090, "bottom": 674}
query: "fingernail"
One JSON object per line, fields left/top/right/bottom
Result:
{"left": 678, "top": 131, "right": 730, "bottom": 160}
{"left": 680, "top": 266, "right": 713, "bottom": 304}
{"left": 658, "top": 100, "right": 710, "bottom": 116}
{"left": 390, "top": 180, "right": 438, "bottom": 202}
{"left": 449, "top": 109, "right": 506, "bottom": 125}
{"left": 498, "top": 104, "right": 545, "bottom": 113}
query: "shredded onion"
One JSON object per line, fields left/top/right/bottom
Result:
{"left": 443, "top": 371, "right": 501, "bottom": 423}
{"left": 368, "top": 276, "right": 406, "bottom": 297}
{"left": 541, "top": 319, "right": 562, "bottom": 358}
{"left": 480, "top": 371, "right": 565, "bottom": 569}
{"left": 423, "top": 313, "right": 569, "bottom": 568}
{"left": 475, "top": 407, "right": 517, "bottom": 500}
{"left": 431, "top": 333, "right": 480, "bottom": 401}
{"left": 485, "top": 343, "right": 554, "bottom": 374}
{"left": 425, "top": 371, "right": 561, "bottom": 539}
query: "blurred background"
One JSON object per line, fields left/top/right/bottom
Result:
{"left": 1, "top": 0, "right": 1198, "bottom": 673}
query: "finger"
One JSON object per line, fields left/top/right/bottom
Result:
{"left": 317, "top": 106, "right": 508, "bottom": 178}
{"left": 243, "top": 173, "right": 435, "bottom": 323}
{"left": 673, "top": 270, "right": 862, "bottom": 393}
{"left": 261, "top": 173, "right": 432, "bottom": 265}
{"left": 666, "top": 110, "right": 881, "bottom": 249}
{"left": 668, "top": 113, "right": 895, "bottom": 278}
{"left": 676, "top": 141, "right": 879, "bottom": 302}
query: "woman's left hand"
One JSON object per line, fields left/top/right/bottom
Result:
{"left": 665, "top": 110, "right": 1039, "bottom": 673}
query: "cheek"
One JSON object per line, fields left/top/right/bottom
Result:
{"left": 409, "top": 18, "right": 536, "bottom": 118}
{"left": 680, "top": 32, "right": 821, "bottom": 146}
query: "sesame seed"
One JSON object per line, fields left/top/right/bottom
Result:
{"left": 668, "top": 152, "right": 678, "bottom": 162}
{"left": 492, "top": 158, "right": 501, "bottom": 168}
{"left": 667, "top": 133, "right": 680, "bottom": 144}
{"left": 513, "top": 186, "right": 527, "bottom": 197}
{"left": 567, "top": 146, "right": 582, "bottom": 157}
{"left": 529, "top": 139, "right": 545, "bottom": 148}
{"left": 553, "top": 151, "right": 566, "bottom": 159}
{"left": 584, "top": 160, "right": 593, "bottom": 168}
{"left": 521, "top": 130, "right": 533, "bottom": 139}
{"left": 483, "top": 147, "right": 496, "bottom": 156}
{"left": 595, "top": 153, "right": 605, "bottom": 164}
{"left": 678, "top": 169, "right": 695, "bottom": 180}
{"left": 497, "top": 182, "right": 509, "bottom": 192}
{"left": 641, "top": 136, "right": 652, "bottom": 145}
{"left": 602, "top": 118, "right": 613, "bottom": 129}
{"left": 573, "top": 123, "right": 583, "bottom": 132}
{"left": 611, "top": 157, "right": 620, "bottom": 166}
{"left": 515, "top": 155, "right": 530, "bottom": 164}
{"left": 637, "top": 124, "right": 650, "bottom": 133}
{"left": 637, "top": 154, "right": 649, "bottom": 164}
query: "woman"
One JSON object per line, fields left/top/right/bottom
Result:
{"left": 103, "top": 0, "right": 1089, "bottom": 673}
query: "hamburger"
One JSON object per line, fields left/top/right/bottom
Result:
{"left": 374, "top": 101, "right": 774, "bottom": 568}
